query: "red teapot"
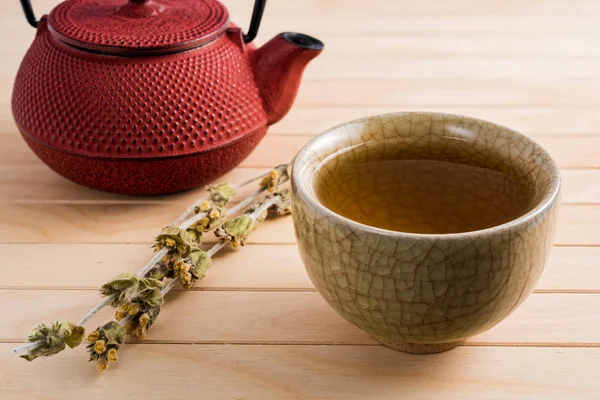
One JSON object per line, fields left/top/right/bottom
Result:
{"left": 12, "top": 0, "right": 323, "bottom": 195}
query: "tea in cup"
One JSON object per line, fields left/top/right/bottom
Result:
{"left": 291, "top": 112, "right": 560, "bottom": 353}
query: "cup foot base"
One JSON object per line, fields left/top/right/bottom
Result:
{"left": 373, "top": 336, "right": 464, "bottom": 354}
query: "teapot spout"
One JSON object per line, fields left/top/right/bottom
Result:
{"left": 251, "top": 32, "right": 323, "bottom": 125}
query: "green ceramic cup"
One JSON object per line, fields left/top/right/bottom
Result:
{"left": 291, "top": 112, "right": 561, "bottom": 354}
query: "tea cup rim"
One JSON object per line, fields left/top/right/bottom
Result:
{"left": 292, "top": 111, "right": 561, "bottom": 240}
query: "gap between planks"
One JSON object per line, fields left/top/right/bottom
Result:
{"left": 2, "top": 244, "right": 596, "bottom": 291}
{"left": 2, "top": 286, "right": 600, "bottom": 295}
{"left": 0, "top": 172, "right": 598, "bottom": 204}
{"left": 2, "top": 343, "right": 598, "bottom": 400}
{"left": 3, "top": 291, "right": 599, "bottom": 345}
{"left": 0, "top": 204, "right": 598, "bottom": 245}
{"left": 1, "top": 338, "right": 598, "bottom": 348}
{"left": 0, "top": 135, "right": 600, "bottom": 205}
{"left": 2, "top": 133, "right": 600, "bottom": 169}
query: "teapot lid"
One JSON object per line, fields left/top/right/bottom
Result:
{"left": 48, "top": 0, "right": 230, "bottom": 54}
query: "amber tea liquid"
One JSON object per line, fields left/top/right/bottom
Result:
{"left": 313, "top": 154, "right": 536, "bottom": 234}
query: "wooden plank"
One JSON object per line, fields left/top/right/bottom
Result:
{"left": 0, "top": 204, "right": 596, "bottom": 245}
{"left": 219, "top": 0, "right": 600, "bottom": 18}
{"left": 4, "top": 82, "right": 600, "bottom": 120}
{"left": 1, "top": 0, "right": 598, "bottom": 395}
{"left": 277, "top": 106, "right": 600, "bottom": 135}
{"left": 6, "top": 11, "right": 600, "bottom": 37}
{"left": 298, "top": 57, "right": 600, "bottom": 81}
{"left": 291, "top": 36, "right": 600, "bottom": 56}
{"left": 0, "top": 166, "right": 274, "bottom": 204}
{"left": 8, "top": 106, "right": 600, "bottom": 142}
{"left": 5, "top": 0, "right": 600, "bottom": 16}
{"left": 295, "top": 80, "right": 600, "bottom": 109}
{"left": 10, "top": 35, "right": 600, "bottom": 58}
{"left": 556, "top": 206, "right": 600, "bottom": 245}
{"left": 0, "top": 244, "right": 313, "bottom": 291}
{"left": 0, "top": 244, "right": 598, "bottom": 292}
{"left": 2, "top": 344, "right": 598, "bottom": 400}
{"left": 561, "top": 170, "right": 600, "bottom": 204}
{"left": 1, "top": 130, "right": 600, "bottom": 171}
{"left": 5, "top": 99, "right": 600, "bottom": 137}
{"left": 0, "top": 134, "right": 298, "bottom": 167}
{"left": 155, "top": 15, "right": 600, "bottom": 37}
{"left": 0, "top": 135, "right": 597, "bottom": 204}
{"left": 0, "top": 168, "right": 596, "bottom": 207}
{"left": 250, "top": 1, "right": 600, "bottom": 19}
{"left": 4, "top": 83, "right": 600, "bottom": 125}
{"left": 5, "top": 70, "right": 600, "bottom": 111}
{"left": 6, "top": 35, "right": 600, "bottom": 69}
{"left": 1, "top": 290, "right": 600, "bottom": 345}
{"left": 4, "top": 164, "right": 592, "bottom": 203}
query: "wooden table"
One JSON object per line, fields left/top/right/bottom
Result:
{"left": 2, "top": 0, "right": 599, "bottom": 398}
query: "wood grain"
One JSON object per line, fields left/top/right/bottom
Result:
{"left": 1, "top": 244, "right": 599, "bottom": 292}
{"left": 297, "top": 57, "right": 600, "bottom": 81}
{"left": 5, "top": 85, "right": 600, "bottom": 125}
{"left": 0, "top": 163, "right": 597, "bottom": 206}
{"left": 12, "top": 35, "right": 600, "bottom": 57}
{"left": 1, "top": 290, "right": 599, "bottom": 346}
{"left": 2, "top": 133, "right": 600, "bottom": 169}
{"left": 2, "top": 344, "right": 598, "bottom": 400}
{"left": 274, "top": 106, "right": 600, "bottom": 135}
{"left": 3, "top": 165, "right": 597, "bottom": 204}
{"left": 0, "top": 166, "right": 273, "bottom": 204}
{"left": 293, "top": 36, "right": 600, "bottom": 56}
{"left": 5, "top": 105, "right": 600, "bottom": 136}
{"left": 2, "top": 0, "right": 600, "bottom": 396}
{"left": 0, "top": 204, "right": 598, "bottom": 245}
{"left": 5, "top": 0, "right": 600, "bottom": 16}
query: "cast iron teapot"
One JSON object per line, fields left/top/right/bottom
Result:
{"left": 13, "top": 0, "right": 323, "bottom": 194}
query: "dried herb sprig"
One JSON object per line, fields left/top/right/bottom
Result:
{"left": 13, "top": 164, "right": 290, "bottom": 365}
{"left": 74, "top": 186, "right": 238, "bottom": 329}
{"left": 122, "top": 190, "right": 289, "bottom": 340}
{"left": 125, "top": 190, "right": 289, "bottom": 328}
{"left": 215, "top": 190, "right": 287, "bottom": 248}
{"left": 76, "top": 165, "right": 288, "bottom": 327}
{"left": 82, "top": 186, "right": 289, "bottom": 371}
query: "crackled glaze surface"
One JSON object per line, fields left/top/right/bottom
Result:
{"left": 292, "top": 112, "right": 561, "bottom": 353}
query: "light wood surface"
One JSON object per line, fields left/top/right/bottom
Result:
{"left": 1, "top": 0, "right": 599, "bottom": 398}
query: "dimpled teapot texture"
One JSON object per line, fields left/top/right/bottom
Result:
{"left": 12, "top": 0, "right": 323, "bottom": 194}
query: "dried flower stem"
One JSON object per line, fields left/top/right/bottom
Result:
{"left": 75, "top": 246, "right": 167, "bottom": 327}
{"left": 159, "top": 275, "right": 181, "bottom": 295}
{"left": 78, "top": 297, "right": 113, "bottom": 326}
{"left": 13, "top": 341, "right": 42, "bottom": 355}
{"left": 136, "top": 196, "right": 281, "bottom": 318}
{"left": 77, "top": 174, "right": 284, "bottom": 327}
{"left": 228, "top": 187, "right": 266, "bottom": 216}
{"left": 161, "top": 241, "right": 227, "bottom": 293}
{"left": 206, "top": 241, "right": 228, "bottom": 257}
{"left": 13, "top": 166, "right": 288, "bottom": 356}
{"left": 171, "top": 177, "right": 259, "bottom": 227}
{"left": 117, "top": 195, "right": 282, "bottom": 337}
{"left": 172, "top": 164, "right": 282, "bottom": 227}
{"left": 113, "top": 200, "right": 266, "bottom": 346}
{"left": 250, "top": 195, "right": 283, "bottom": 220}
{"left": 182, "top": 187, "right": 264, "bottom": 230}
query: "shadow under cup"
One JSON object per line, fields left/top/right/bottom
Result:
{"left": 292, "top": 112, "right": 561, "bottom": 353}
